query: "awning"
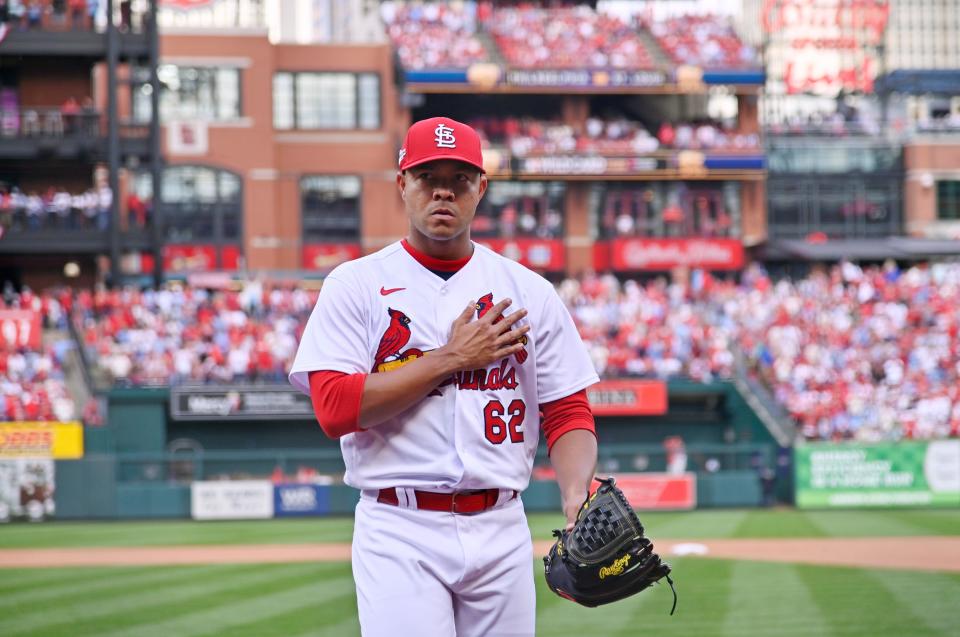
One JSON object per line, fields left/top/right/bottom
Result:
{"left": 757, "top": 237, "right": 960, "bottom": 261}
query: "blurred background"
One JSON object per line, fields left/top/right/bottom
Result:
{"left": 0, "top": 0, "right": 958, "bottom": 523}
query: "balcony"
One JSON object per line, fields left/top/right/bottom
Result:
{"left": 0, "top": 1, "right": 152, "bottom": 59}
{"left": 0, "top": 108, "right": 150, "bottom": 161}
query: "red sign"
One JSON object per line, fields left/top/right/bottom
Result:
{"left": 0, "top": 310, "right": 42, "bottom": 350}
{"left": 302, "top": 243, "right": 362, "bottom": 272}
{"left": 610, "top": 238, "right": 744, "bottom": 271}
{"left": 476, "top": 238, "right": 565, "bottom": 271}
{"left": 587, "top": 380, "right": 668, "bottom": 416}
{"left": 164, "top": 245, "right": 241, "bottom": 272}
{"left": 613, "top": 473, "right": 696, "bottom": 510}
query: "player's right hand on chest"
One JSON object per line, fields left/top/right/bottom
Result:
{"left": 442, "top": 298, "right": 529, "bottom": 371}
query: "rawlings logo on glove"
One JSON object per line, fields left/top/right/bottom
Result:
{"left": 543, "top": 476, "right": 677, "bottom": 613}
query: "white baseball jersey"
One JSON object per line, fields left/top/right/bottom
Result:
{"left": 289, "top": 241, "right": 599, "bottom": 492}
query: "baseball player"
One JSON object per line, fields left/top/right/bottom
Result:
{"left": 289, "top": 117, "right": 599, "bottom": 637}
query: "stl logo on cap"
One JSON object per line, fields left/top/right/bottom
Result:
{"left": 434, "top": 124, "right": 457, "bottom": 149}
{"left": 398, "top": 148, "right": 407, "bottom": 167}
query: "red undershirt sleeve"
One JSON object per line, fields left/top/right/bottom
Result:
{"left": 540, "top": 389, "right": 596, "bottom": 454}
{"left": 308, "top": 370, "right": 367, "bottom": 439}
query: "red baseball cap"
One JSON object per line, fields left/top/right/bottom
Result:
{"left": 398, "top": 117, "right": 485, "bottom": 172}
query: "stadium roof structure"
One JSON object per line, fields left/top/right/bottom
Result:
{"left": 759, "top": 237, "right": 960, "bottom": 262}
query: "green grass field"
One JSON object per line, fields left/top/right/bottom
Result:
{"left": 1, "top": 509, "right": 959, "bottom": 637}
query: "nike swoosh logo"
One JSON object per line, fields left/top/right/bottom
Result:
{"left": 380, "top": 286, "right": 405, "bottom": 296}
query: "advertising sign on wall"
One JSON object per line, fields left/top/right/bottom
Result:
{"left": 610, "top": 238, "right": 745, "bottom": 271}
{"left": 587, "top": 380, "right": 668, "bottom": 416}
{"left": 191, "top": 480, "right": 275, "bottom": 520}
{"left": 273, "top": 483, "right": 330, "bottom": 517}
{"left": 795, "top": 441, "right": 960, "bottom": 508}
{"left": 613, "top": 473, "right": 696, "bottom": 510}
{"left": 170, "top": 387, "right": 313, "bottom": 421}
{"left": 302, "top": 243, "right": 362, "bottom": 272}
{"left": 0, "top": 422, "right": 84, "bottom": 459}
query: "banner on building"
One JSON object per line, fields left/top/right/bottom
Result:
{"left": 610, "top": 238, "right": 745, "bottom": 271}
{"left": 191, "top": 480, "right": 274, "bottom": 520}
{"left": 516, "top": 155, "right": 664, "bottom": 176}
{"left": 273, "top": 483, "right": 330, "bottom": 517}
{"left": 170, "top": 387, "right": 313, "bottom": 421}
{"left": 0, "top": 422, "right": 84, "bottom": 459}
{"left": 302, "top": 243, "right": 362, "bottom": 272}
{"left": 795, "top": 441, "right": 960, "bottom": 508}
{"left": 475, "top": 238, "right": 565, "bottom": 271}
{"left": 613, "top": 472, "right": 696, "bottom": 510}
{"left": 0, "top": 310, "right": 42, "bottom": 350}
{"left": 0, "top": 458, "right": 55, "bottom": 522}
{"left": 587, "top": 380, "right": 668, "bottom": 416}
{"left": 504, "top": 69, "right": 667, "bottom": 89}
{"left": 164, "top": 244, "right": 241, "bottom": 272}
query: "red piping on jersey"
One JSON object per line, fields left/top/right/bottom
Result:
{"left": 401, "top": 238, "right": 472, "bottom": 272}
{"left": 309, "top": 370, "right": 366, "bottom": 439}
{"left": 541, "top": 389, "right": 596, "bottom": 453}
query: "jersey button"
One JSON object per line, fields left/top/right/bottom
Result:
{"left": 440, "top": 286, "right": 448, "bottom": 296}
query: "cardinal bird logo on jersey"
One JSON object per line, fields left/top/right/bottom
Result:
{"left": 372, "top": 308, "right": 424, "bottom": 373}
{"left": 476, "top": 292, "right": 528, "bottom": 364}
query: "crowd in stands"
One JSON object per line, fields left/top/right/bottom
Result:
{"left": 469, "top": 116, "right": 759, "bottom": 157}
{"left": 74, "top": 283, "right": 317, "bottom": 386}
{"left": 379, "top": 3, "right": 757, "bottom": 71}
{"left": 484, "top": 5, "right": 654, "bottom": 69}
{"left": 643, "top": 13, "right": 757, "bottom": 69}
{"left": 380, "top": 0, "right": 488, "bottom": 70}
{"left": 734, "top": 261, "right": 960, "bottom": 442}
{"left": 0, "top": 287, "right": 76, "bottom": 423}
{"left": 0, "top": 185, "right": 113, "bottom": 232}
{"left": 0, "top": 0, "right": 139, "bottom": 32}
{"left": 7, "top": 258, "right": 959, "bottom": 441}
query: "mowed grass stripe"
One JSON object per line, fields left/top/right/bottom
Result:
{"left": 0, "top": 567, "right": 119, "bottom": 596}
{"left": 93, "top": 566, "right": 355, "bottom": 637}
{"left": 0, "top": 518, "right": 357, "bottom": 549}
{"left": 882, "top": 510, "right": 960, "bottom": 536}
{"left": 871, "top": 569, "right": 960, "bottom": 636}
{"left": 805, "top": 510, "right": 946, "bottom": 538}
{"left": 732, "top": 509, "right": 825, "bottom": 538}
{"left": 795, "top": 564, "right": 947, "bottom": 637}
{"left": 3, "top": 562, "right": 319, "bottom": 636}
{"left": 303, "top": 612, "right": 362, "bottom": 637}
{"left": 193, "top": 567, "right": 356, "bottom": 637}
{"left": 721, "top": 561, "right": 830, "bottom": 637}
{"left": 535, "top": 558, "right": 731, "bottom": 637}
{"left": 0, "top": 564, "right": 230, "bottom": 610}
{"left": 640, "top": 510, "right": 749, "bottom": 539}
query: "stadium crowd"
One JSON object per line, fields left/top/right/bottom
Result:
{"left": 643, "top": 13, "right": 757, "bottom": 68}
{"left": 469, "top": 116, "right": 759, "bottom": 157}
{"left": 380, "top": 0, "right": 488, "bottom": 70}
{"left": 0, "top": 287, "right": 76, "bottom": 422}
{"left": 483, "top": 5, "right": 655, "bottom": 69}
{"left": 9, "top": 260, "right": 960, "bottom": 442}
{"left": 73, "top": 283, "right": 317, "bottom": 386}
{"left": 0, "top": 185, "right": 113, "bottom": 232}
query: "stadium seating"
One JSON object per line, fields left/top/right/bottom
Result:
{"left": 74, "top": 283, "right": 318, "bottom": 386}
{"left": 644, "top": 13, "right": 758, "bottom": 68}
{"left": 61, "top": 260, "right": 960, "bottom": 442}
{"left": 381, "top": 1, "right": 489, "bottom": 70}
{"left": 0, "top": 289, "right": 76, "bottom": 422}
{"left": 485, "top": 5, "right": 655, "bottom": 69}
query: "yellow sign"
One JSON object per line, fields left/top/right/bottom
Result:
{"left": 0, "top": 422, "right": 84, "bottom": 459}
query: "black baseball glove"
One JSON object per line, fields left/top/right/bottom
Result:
{"left": 543, "top": 476, "right": 677, "bottom": 613}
